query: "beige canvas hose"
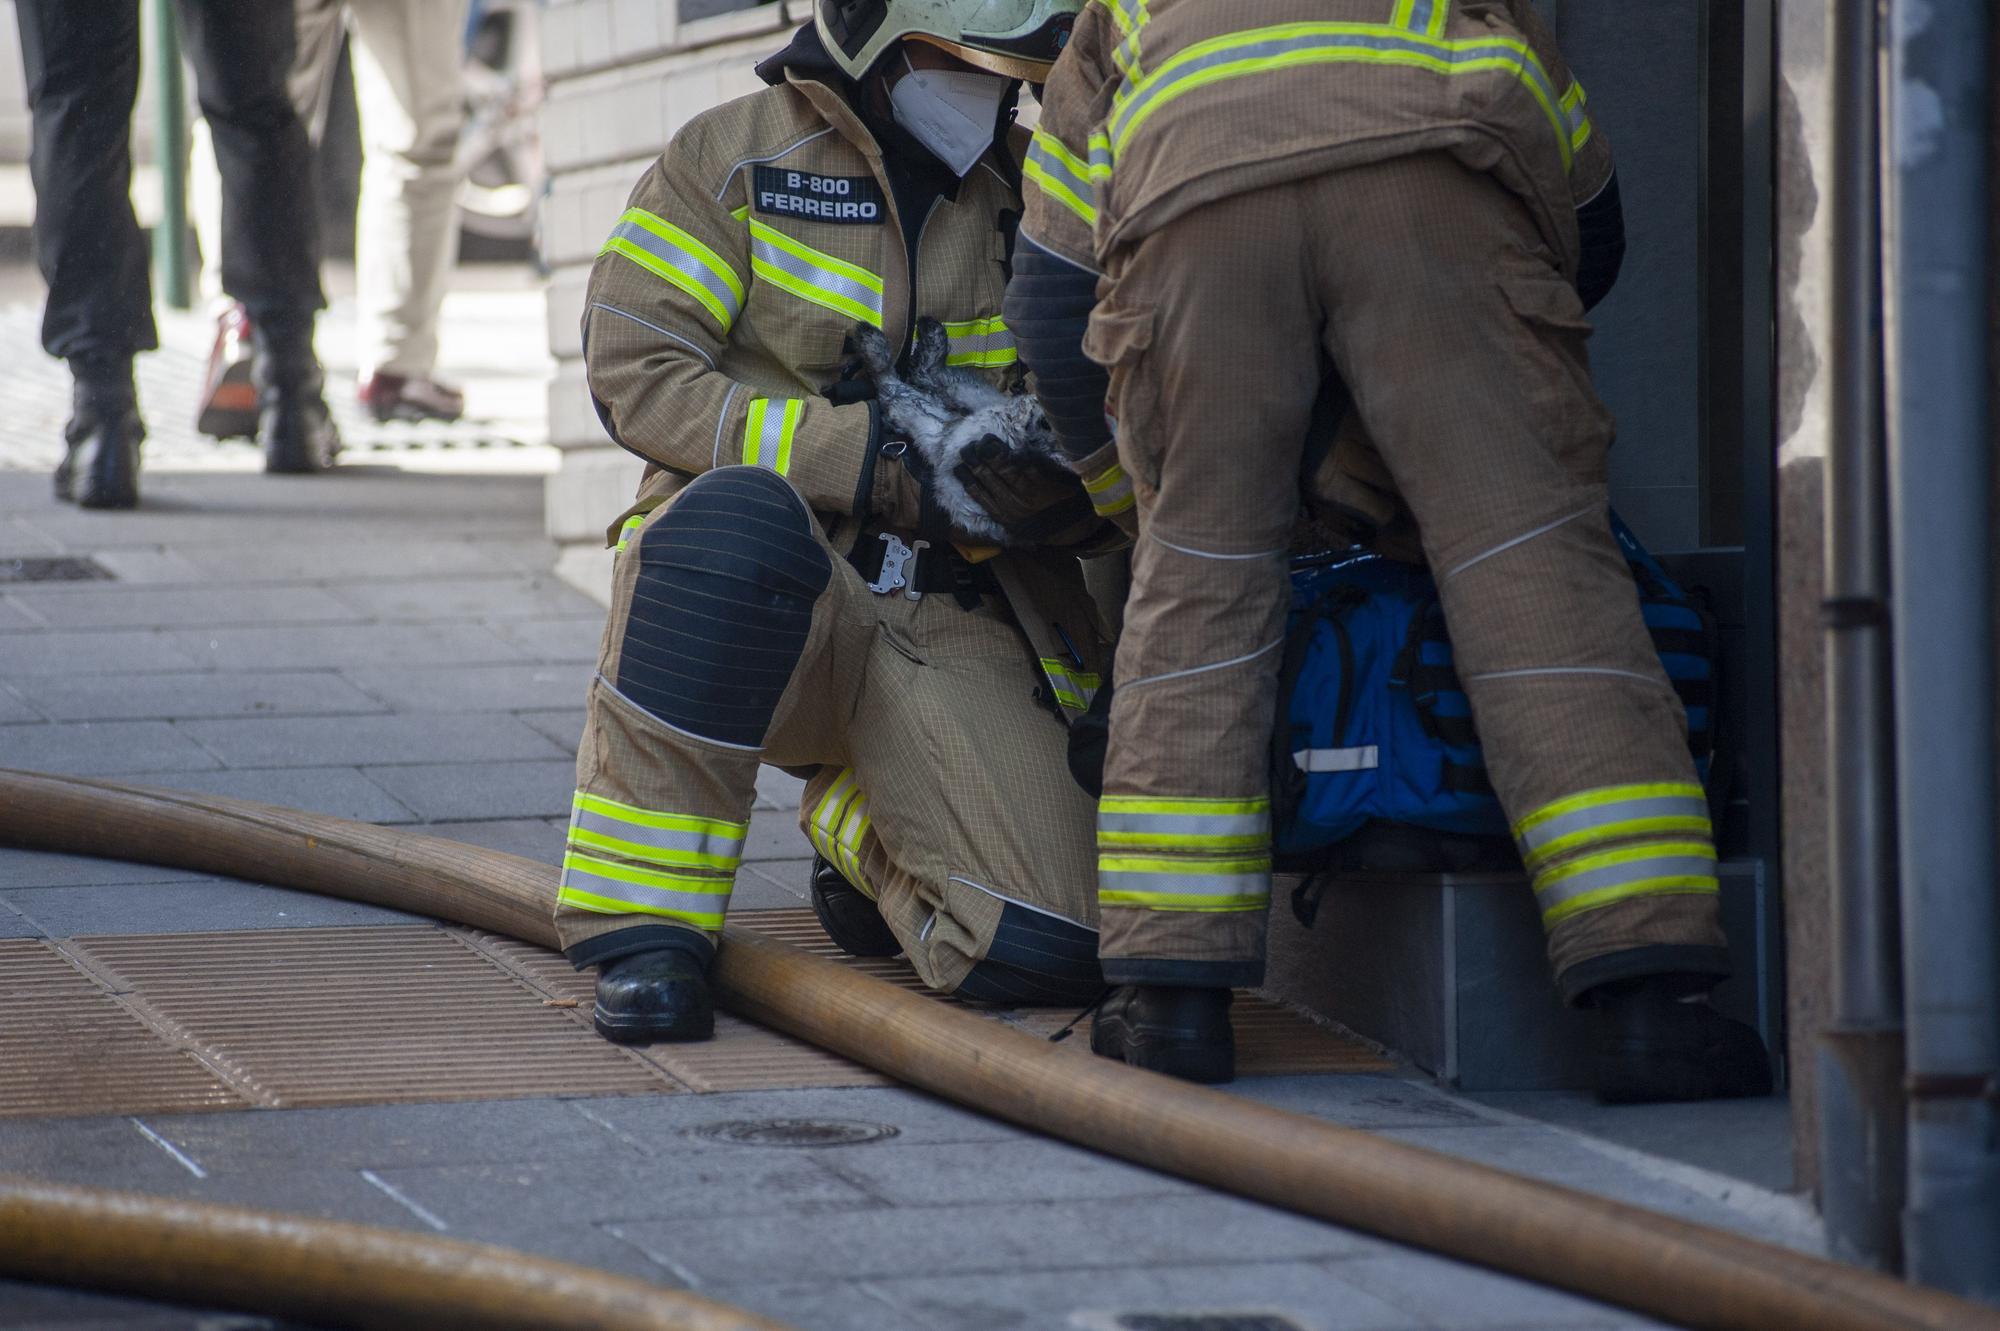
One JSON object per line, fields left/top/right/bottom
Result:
{"left": 1, "top": 767, "right": 1995, "bottom": 1331}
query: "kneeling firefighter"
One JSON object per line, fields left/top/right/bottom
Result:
{"left": 563, "top": 0, "right": 1118, "bottom": 1041}
{"left": 1008, "top": 0, "right": 1771, "bottom": 1100}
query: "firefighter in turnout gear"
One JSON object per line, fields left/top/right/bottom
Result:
{"left": 1008, "top": 0, "right": 1771, "bottom": 1099}
{"left": 564, "top": 0, "right": 1115, "bottom": 1043}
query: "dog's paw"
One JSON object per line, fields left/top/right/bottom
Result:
{"left": 849, "top": 322, "right": 896, "bottom": 380}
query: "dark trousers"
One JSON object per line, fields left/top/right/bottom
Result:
{"left": 15, "top": 0, "right": 324, "bottom": 365}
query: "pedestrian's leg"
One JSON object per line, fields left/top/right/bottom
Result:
{"left": 15, "top": 0, "right": 150, "bottom": 508}
{"left": 347, "top": 0, "right": 469, "bottom": 395}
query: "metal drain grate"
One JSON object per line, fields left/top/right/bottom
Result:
{"left": 0, "top": 555, "right": 113, "bottom": 583}
{"left": 63, "top": 928, "right": 668, "bottom": 1109}
{"left": 0, "top": 940, "right": 242, "bottom": 1117}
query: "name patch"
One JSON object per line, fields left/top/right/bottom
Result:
{"left": 753, "top": 166, "right": 884, "bottom": 224}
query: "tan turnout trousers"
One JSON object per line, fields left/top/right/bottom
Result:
{"left": 555, "top": 491, "right": 1103, "bottom": 994}
{"left": 1087, "top": 156, "right": 1728, "bottom": 995}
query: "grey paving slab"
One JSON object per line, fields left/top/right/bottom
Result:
{"left": 576, "top": 1086, "right": 1029, "bottom": 1150}
{"left": 0, "top": 848, "right": 218, "bottom": 889}
{"left": 340, "top": 662, "right": 590, "bottom": 713}
{"left": 516, "top": 707, "right": 585, "bottom": 753}
{"left": 0, "top": 901, "right": 43, "bottom": 936}
{"left": 326, "top": 575, "right": 601, "bottom": 622}
{"left": 0, "top": 1281, "right": 289, "bottom": 1330}
{"left": 163, "top": 622, "right": 530, "bottom": 670}
{"left": 141, "top": 1099, "right": 648, "bottom": 1175}
{"left": 3, "top": 585, "right": 366, "bottom": 631}
{"left": 732, "top": 861, "right": 810, "bottom": 910}
{"left": 744, "top": 809, "right": 812, "bottom": 861}
{"left": 0, "top": 1116, "right": 241, "bottom": 1193}
{"left": 416, "top": 817, "right": 568, "bottom": 863}
{"left": 0, "top": 597, "right": 41, "bottom": 630}
{"left": 484, "top": 615, "right": 605, "bottom": 662}
{"left": 78, "top": 547, "right": 208, "bottom": 585}
{"left": 0, "top": 514, "right": 64, "bottom": 554}
{"left": 360, "top": 758, "right": 576, "bottom": 821}
{"left": 0, "top": 682, "right": 39, "bottom": 721}
{"left": 699, "top": 1282, "right": 932, "bottom": 1331}
{"left": 0, "top": 628, "right": 207, "bottom": 674}
{"left": 10, "top": 670, "right": 386, "bottom": 722}
{"left": 91, "top": 767, "right": 416, "bottom": 823}
{"left": 0, "top": 721, "right": 221, "bottom": 776}
{"left": 1230, "top": 1073, "right": 1501, "bottom": 1131}
{"left": 614, "top": 1192, "right": 1373, "bottom": 1285}
{"left": 754, "top": 764, "right": 808, "bottom": 811}
{"left": 816, "top": 1137, "right": 1193, "bottom": 1208}
{"left": 176, "top": 713, "right": 567, "bottom": 768}
{"left": 170, "top": 535, "right": 560, "bottom": 583}
{"left": 870, "top": 1259, "right": 1427, "bottom": 1331}
{"left": 1330, "top": 1253, "right": 1668, "bottom": 1329}
{"left": 1464, "top": 1089, "right": 1796, "bottom": 1193}
{"left": 4, "top": 878, "right": 424, "bottom": 937}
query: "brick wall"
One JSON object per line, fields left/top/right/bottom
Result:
{"left": 539, "top": 0, "right": 797, "bottom": 600}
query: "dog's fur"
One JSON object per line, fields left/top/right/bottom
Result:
{"left": 850, "top": 318, "right": 1060, "bottom": 542}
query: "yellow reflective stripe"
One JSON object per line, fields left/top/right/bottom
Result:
{"left": 602, "top": 208, "right": 745, "bottom": 331}
{"left": 1542, "top": 876, "right": 1720, "bottom": 927}
{"left": 942, "top": 315, "right": 1018, "bottom": 368}
{"left": 1097, "top": 830, "right": 1268, "bottom": 851}
{"left": 1098, "top": 802, "right": 1267, "bottom": 847}
{"left": 1100, "top": 795, "right": 1270, "bottom": 817}
{"left": 613, "top": 514, "right": 646, "bottom": 553}
{"left": 1097, "top": 855, "right": 1272, "bottom": 875}
{"left": 1024, "top": 129, "right": 1101, "bottom": 228}
{"left": 1098, "top": 892, "right": 1270, "bottom": 913}
{"left": 1109, "top": 23, "right": 1573, "bottom": 173}
{"left": 1081, "top": 461, "right": 1135, "bottom": 517}
{"left": 1512, "top": 782, "right": 1708, "bottom": 842}
{"left": 1532, "top": 840, "right": 1719, "bottom": 925}
{"left": 1038, "top": 657, "right": 1102, "bottom": 711}
{"left": 558, "top": 852, "right": 731, "bottom": 928}
{"left": 747, "top": 218, "right": 886, "bottom": 327}
{"left": 572, "top": 791, "right": 747, "bottom": 841}
{"left": 1522, "top": 813, "right": 1714, "bottom": 873}
{"left": 567, "top": 827, "right": 737, "bottom": 872}
{"left": 1392, "top": 0, "right": 1449, "bottom": 39}
{"left": 807, "top": 769, "right": 874, "bottom": 899}
{"left": 1561, "top": 79, "right": 1593, "bottom": 152}
{"left": 555, "top": 886, "right": 727, "bottom": 931}
{"left": 743, "top": 398, "right": 804, "bottom": 474}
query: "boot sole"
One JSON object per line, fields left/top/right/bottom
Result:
{"left": 593, "top": 1002, "right": 714, "bottom": 1045}
{"left": 1090, "top": 1016, "right": 1235, "bottom": 1084}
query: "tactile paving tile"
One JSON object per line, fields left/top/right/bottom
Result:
{"left": 0, "top": 939, "right": 243, "bottom": 1118}
{"left": 64, "top": 928, "right": 668, "bottom": 1109}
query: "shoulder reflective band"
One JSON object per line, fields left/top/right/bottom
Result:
{"left": 1098, "top": 855, "right": 1273, "bottom": 912}
{"left": 806, "top": 767, "right": 876, "bottom": 899}
{"left": 558, "top": 852, "right": 732, "bottom": 931}
{"left": 1024, "top": 130, "right": 1103, "bottom": 228}
{"left": 1102, "top": 0, "right": 1150, "bottom": 76}
{"left": 1531, "top": 839, "right": 1719, "bottom": 928}
{"left": 602, "top": 207, "right": 745, "bottom": 332}
{"left": 1081, "top": 460, "right": 1135, "bottom": 516}
{"left": 1391, "top": 0, "right": 1450, "bottom": 40}
{"left": 1561, "top": 78, "right": 1593, "bottom": 154}
{"left": 1292, "top": 745, "right": 1380, "bottom": 773}
{"left": 1038, "top": 657, "right": 1102, "bottom": 711}
{"left": 943, "top": 316, "right": 1018, "bottom": 368}
{"left": 1512, "top": 781, "right": 1712, "bottom": 873}
{"left": 746, "top": 218, "right": 886, "bottom": 328}
{"left": 1108, "top": 23, "right": 1576, "bottom": 174}
{"left": 743, "top": 397, "right": 805, "bottom": 474}
{"left": 613, "top": 513, "right": 646, "bottom": 552}
{"left": 1098, "top": 794, "right": 1268, "bottom": 852}
{"left": 566, "top": 790, "right": 747, "bottom": 872}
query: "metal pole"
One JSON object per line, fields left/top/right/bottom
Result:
{"left": 1818, "top": 0, "right": 1906, "bottom": 1274}
{"left": 147, "top": 0, "right": 190, "bottom": 311}
{"left": 1883, "top": 0, "right": 2000, "bottom": 1300}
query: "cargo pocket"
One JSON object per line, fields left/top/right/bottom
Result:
{"left": 1496, "top": 269, "right": 1614, "bottom": 470}
{"left": 1081, "top": 298, "right": 1159, "bottom": 490}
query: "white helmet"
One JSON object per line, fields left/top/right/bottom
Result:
{"left": 816, "top": 0, "right": 1081, "bottom": 82}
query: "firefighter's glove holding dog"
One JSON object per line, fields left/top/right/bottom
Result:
{"left": 953, "top": 436, "right": 1100, "bottom": 548}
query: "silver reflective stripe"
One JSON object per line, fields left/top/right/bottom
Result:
{"left": 1292, "top": 745, "right": 1380, "bottom": 773}
{"left": 1098, "top": 869, "right": 1272, "bottom": 903}
{"left": 559, "top": 863, "right": 732, "bottom": 916}
{"left": 1098, "top": 810, "right": 1268, "bottom": 839}
{"left": 1533, "top": 854, "right": 1718, "bottom": 912}
{"left": 1114, "top": 30, "right": 1563, "bottom": 152}
{"left": 572, "top": 807, "right": 744, "bottom": 862}
{"left": 607, "top": 219, "right": 743, "bottom": 326}
{"left": 748, "top": 233, "right": 885, "bottom": 324}
{"left": 1025, "top": 137, "right": 1095, "bottom": 209}
{"left": 1516, "top": 792, "right": 1711, "bottom": 860}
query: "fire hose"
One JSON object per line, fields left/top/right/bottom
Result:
{"left": 0, "top": 767, "right": 1993, "bottom": 1331}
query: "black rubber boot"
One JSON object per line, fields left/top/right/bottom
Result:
{"left": 593, "top": 946, "right": 714, "bottom": 1044}
{"left": 1590, "top": 976, "right": 1773, "bottom": 1104}
{"left": 252, "top": 318, "right": 340, "bottom": 474}
{"left": 57, "top": 361, "right": 144, "bottom": 510}
{"left": 1090, "top": 984, "right": 1236, "bottom": 1084}
{"left": 810, "top": 855, "right": 900, "bottom": 957}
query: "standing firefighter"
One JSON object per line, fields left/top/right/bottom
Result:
{"left": 566, "top": 0, "right": 1114, "bottom": 1041}
{"left": 1008, "top": 0, "right": 1771, "bottom": 1099}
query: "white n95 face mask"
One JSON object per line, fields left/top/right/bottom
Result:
{"left": 889, "top": 52, "right": 1011, "bottom": 177}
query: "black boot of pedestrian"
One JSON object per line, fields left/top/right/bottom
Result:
{"left": 252, "top": 317, "right": 340, "bottom": 474}
{"left": 57, "top": 359, "right": 144, "bottom": 510}
{"left": 593, "top": 945, "right": 715, "bottom": 1044}
{"left": 1090, "top": 984, "right": 1235, "bottom": 1084}
{"left": 810, "top": 855, "right": 901, "bottom": 957}
{"left": 1589, "top": 975, "right": 1773, "bottom": 1104}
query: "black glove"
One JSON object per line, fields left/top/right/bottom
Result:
{"left": 953, "top": 436, "right": 1102, "bottom": 548}
{"left": 1066, "top": 671, "right": 1113, "bottom": 797}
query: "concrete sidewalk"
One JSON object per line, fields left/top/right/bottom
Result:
{"left": 0, "top": 274, "right": 1817, "bottom": 1331}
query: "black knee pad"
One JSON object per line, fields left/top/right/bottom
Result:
{"left": 616, "top": 466, "right": 831, "bottom": 747}
{"left": 954, "top": 902, "right": 1105, "bottom": 1006}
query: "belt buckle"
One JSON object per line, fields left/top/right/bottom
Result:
{"left": 868, "top": 532, "right": 913, "bottom": 596}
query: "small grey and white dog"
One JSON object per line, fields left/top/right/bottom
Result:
{"left": 850, "top": 317, "right": 1060, "bottom": 543}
